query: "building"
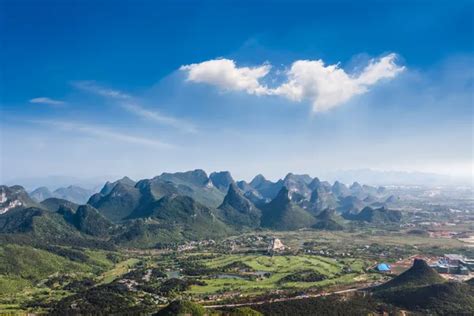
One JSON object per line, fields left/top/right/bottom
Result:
{"left": 376, "top": 263, "right": 391, "bottom": 273}
{"left": 433, "top": 254, "right": 473, "bottom": 275}
{"left": 444, "top": 254, "right": 464, "bottom": 265}
{"left": 461, "top": 258, "right": 474, "bottom": 271}
{"left": 459, "top": 266, "right": 470, "bottom": 275}
{"left": 267, "top": 238, "right": 285, "bottom": 254}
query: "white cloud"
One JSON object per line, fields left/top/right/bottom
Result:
{"left": 180, "top": 59, "right": 271, "bottom": 95}
{"left": 29, "top": 97, "right": 65, "bottom": 106}
{"left": 34, "top": 119, "right": 173, "bottom": 148}
{"left": 180, "top": 54, "right": 405, "bottom": 112}
{"left": 356, "top": 53, "right": 405, "bottom": 85}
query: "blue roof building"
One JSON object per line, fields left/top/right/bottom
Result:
{"left": 376, "top": 263, "right": 391, "bottom": 272}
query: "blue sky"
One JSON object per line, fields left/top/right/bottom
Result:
{"left": 1, "top": 0, "right": 473, "bottom": 183}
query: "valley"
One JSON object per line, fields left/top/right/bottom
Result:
{"left": 0, "top": 170, "right": 472, "bottom": 315}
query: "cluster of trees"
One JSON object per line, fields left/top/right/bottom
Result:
{"left": 279, "top": 270, "right": 327, "bottom": 283}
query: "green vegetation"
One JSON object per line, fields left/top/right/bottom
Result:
{"left": 343, "top": 206, "right": 402, "bottom": 224}
{"left": 50, "top": 283, "right": 153, "bottom": 315}
{"left": 186, "top": 254, "right": 369, "bottom": 295}
{"left": 98, "top": 258, "right": 140, "bottom": 284}
{"left": 89, "top": 182, "right": 142, "bottom": 222}
{"left": 377, "top": 281, "right": 474, "bottom": 315}
{"left": 373, "top": 259, "right": 474, "bottom": 315}
{"left": 375, "top": 259, "right": 445, "bottom": 291}
{"left": 155, "top": 300, "right": 207, "bottom": 316}
{"left": 217, "top": 183, "right": 261, "bottom": 228}
{"left": 1, "top": 172, "right": 472, "bottom": 315}
{"left": 312, "top": 209, "right": 344, "bottom": 231}
{"left": 279, "top": 270, "right": 327, "bottom": 283}
{"left": 252, "top": 294, "right": 389, "bottom": 316}
{"left": 0, "top": 244, "right": 92, "bottom": 282}
{"left": 226, "top": 307, "right": 263, "bottom": 316}
{"left": 261, "top": 187, "right": 316, "bottom": 230}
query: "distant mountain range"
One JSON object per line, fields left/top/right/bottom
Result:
{"left": 0, "top": 169, "right": 404, "bottom": 247}
{"left": 30, "top": 185, "right": 96, "bottom": 204}
{"left": 319, "top": 168, "right": 472, "bottom": 186}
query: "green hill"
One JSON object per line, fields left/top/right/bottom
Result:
{"left": 376, "top": 259, "right": 445, "bottom": 291}
{"left": 157, "top": 169, "right": 225, "bottom": 208}
{"left": 217, "top": 183, "right": 261, "bottom": 228}
{"left": 144, "top": 194, "right": 231, "bottom": 240}
{"left": 88, "top": 182, "right": 142, "bottom": 222}
{"left": 343, "top": 206, "right": 402, "bottom": 224}
{"left": 0, "top": 244, "right": 97, "bottom": 293}
{"left": 376, "top": 280, "right": 474, "bottom": 315}
{"left": 0, "top": 206, "right": 113, "bottom": 249}
{"left": 69, "top": 205, "right": 114, "bottom": 237}
{"left": 154, "top": 300, "right": 207, "bottom": 316}
{"left": 40, "top": 197, "right": 79, "bottom": 212}
{"left": 372, "top": 259, "right": 474, "bottom": 314}
{"left": 261, "top": 187, "right": 316, "bottom": 230}
{"left": 312, "top": 209, "right": 344, "bottom": 231}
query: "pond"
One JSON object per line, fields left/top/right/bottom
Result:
{"left": 166, "top": 270, "right": 181, "bottom": 278}
{"left": 215, "top": 273, "right": 246, "bottom": 280}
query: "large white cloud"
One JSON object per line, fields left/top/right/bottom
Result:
{"left": 180, "top": 54, "right": 405, "bottom": 112}
{"left": 180, "top": 59, "right": 271, "bottom": 95}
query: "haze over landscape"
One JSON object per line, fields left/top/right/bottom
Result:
{"left": 0, "top": 1, "right": 473, "bottom": 315}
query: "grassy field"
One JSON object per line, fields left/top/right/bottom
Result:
{"left": 98, "top": 258, "right": 141, "bottom": 284}
{"left": 0, "top": 244, "right": 120, "bottom": 314}
{"left": 186, "top": 254, "right": 373, "bottom": 295}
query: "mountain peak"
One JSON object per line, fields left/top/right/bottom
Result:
{"left": 250, "top": 174, "right": 267, "bottom": 187}
{"left": 308, "top": 177, "right": 321, "bottom": 190}
{"left": 274, "top": 186, "right": 291, "bottom": 202}
{"left": 119, "top": 176, "right": 136, "bottom": 185}
{"left": 160, "top": 169, "right": 209, "bottom": 186}
{"left": 350, "top": 181, "right": 363, "bottom": 190}
{"left": 332, "top": 181, "right": 350, "bottom": 197}
{"left": 284, "top": 173, "right": 313, "bottom": 184}
{"left": 260, "top": 186, "right": 315, "bottom": 230}
{"left": 100, "top": 176, "right": 135, "bottom": 196}
{"left": 209, "top": 171, "right": 234, "bottom": 192}
{"left": 29, "top": 186, "right": 54, "bottom": 202}
{"left": 217, "top": 182, "right": 261, "bottom": 228}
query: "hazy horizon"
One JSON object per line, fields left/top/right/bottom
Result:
{"left": 3, "top": 167, "right": 472, "bottom": 192}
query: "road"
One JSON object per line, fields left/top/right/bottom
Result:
{"left": 204, "top": 283, "right": 378, "bottom": 309}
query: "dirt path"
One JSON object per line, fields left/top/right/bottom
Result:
{"left": 203, "top": 283, "right": 378, "bottom": 309}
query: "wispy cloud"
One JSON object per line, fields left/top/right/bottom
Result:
{"left": 29, "top": 97, "right": 66, "bottom": 106}
{"left": 180, "top": 54, "right": 405, "bottom": 112}
{"left": 33, "top": 119, "right": 173, "bottom": 148}
{"left": 120, "top": 103, "right": 197, "bottom": 133}
{"left": 72, "top": 81, "right": 196, "bottom": 133}
{"left": 72, "top": 81, "right": 132, "bottom": 100}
